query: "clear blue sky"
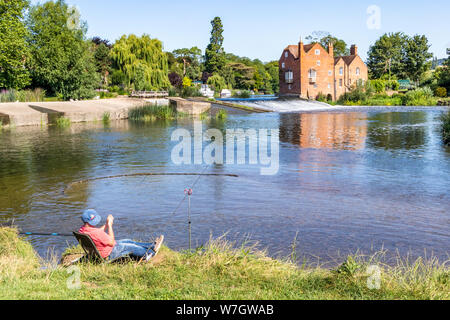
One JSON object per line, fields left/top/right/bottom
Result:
{"left": 32, "top": 0, "right": 450, "bottom": 62}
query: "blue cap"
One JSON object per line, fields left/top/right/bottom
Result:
{"left": 81, "top": 209, "right": 102, "bottom": 227}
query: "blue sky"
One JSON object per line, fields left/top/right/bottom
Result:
{"left": 32, "top": 0, "right": 450, "bottom": 62}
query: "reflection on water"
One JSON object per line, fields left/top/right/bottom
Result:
{"left": 280, "top": 113, "right": 368, "bottom": 150}
{"left": 0, "top": 107, "right": 449, "bottom": 265}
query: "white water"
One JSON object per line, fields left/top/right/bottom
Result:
{"left": 237, "top": 99, "right": 337, "bottom": 112}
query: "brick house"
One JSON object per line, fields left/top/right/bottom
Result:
{"left": 279, "top": 40, "right": 368, "bottom": 101}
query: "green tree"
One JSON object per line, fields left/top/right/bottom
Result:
{"left": 93, "top": 42, "right": 112, "bottom": 87}
{"left": 404, "top": 35, "right": 433, "bottom": 86}
{"left": 207, "top": 74, "right": 226, "bottom": 92}
{"left": 436, "top": 57, "right": 450, "bottom": 92}
{"left": 264, "top": 61, "right": 279, "bottom": 93}
{"left": 306, "top": 31, "right": 349, "bottom": 57}
{"left": 172, "top": 47, "right": 203, "bottom": 80}
{"left": 205, "top": 17, "right": 226, "bottom": 74}
{"left": 111, "top": 34, "right": 170, "bottom": 90}
{"left": 367, "top": 32, "right": 408, "bottom": 79}
{"left": 27, "top": 0, "right": 99, "bottom": 99}
{"left": 0, "top": 0, "right": 30, "bottom": 89}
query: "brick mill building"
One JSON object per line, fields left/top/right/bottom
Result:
{"left": 279, "top": 40, "right": 368, "bottom": 101}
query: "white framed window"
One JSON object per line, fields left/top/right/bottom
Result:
{"left": 285, "top": 51, "right": 288, "bottom": 58}
{"left": 317, "top": 60, "right": 321, "bottom": 66}
{"left": 282, "top": 62, "right": 285, "bottom": 69}
{"left": 328, "top": 83, "right": 331, "bottom": 89}
{"left": 339, "top": 79, "right": 343, "bottom": 87}
{"left": 308, "top": 69, "right": 317, "bottom": 84}
{"left": 315, "top": 49, "right": 320, "bottom": 55}
{"left": 285, "top": 71, "right": 293, "bottom": 84}
{"left": 356, "top": 67, "right": 360, "bottom": 76}
{"left": 339, "top": 67, "right": 343, "bottom": 76}
{"left": 328, "top": 70, "right": 332, "bottom": 76}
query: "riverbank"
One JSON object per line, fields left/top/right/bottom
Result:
{"left": 0, "top": 97, "right": 168, "bottom": 128}
{"left": 0, "top": 227, "right": 448, "bottom": 300}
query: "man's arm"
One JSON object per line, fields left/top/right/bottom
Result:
{"left": 105, "top": 215, "right": 115, "bottom": 247}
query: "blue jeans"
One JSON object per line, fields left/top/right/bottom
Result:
{"left": 108, "top": 239, "right": 156, "bottom": 260}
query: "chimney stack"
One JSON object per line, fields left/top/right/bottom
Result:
{"left": 350, "top": 45, "right": 357, "bottom": 56}
{"left": 328, "top": 42, "right": 334, "bottom": 57}
{"left": 299, "top": 38, "right": 304, "bottom": 59}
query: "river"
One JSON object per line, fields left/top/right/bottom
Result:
{"left": 0, "top": 104, "right": 449, "bottom": 266}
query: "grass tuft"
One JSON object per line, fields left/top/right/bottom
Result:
{"left": 128, "top": 104, "right": 176, "bottom": 122}
{"left": 215, "top": 109, "right": 228, "bottom": 120}
{"left": 55, "top": 117, "right": 71, "bottom": 128}
{"left": 102, "top": 112, "right": 111, "bottom": 126}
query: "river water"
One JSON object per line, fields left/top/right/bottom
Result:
{"left": 0, "top": 104, "right": 449, "bottom": 265}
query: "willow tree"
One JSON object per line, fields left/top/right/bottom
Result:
{"left": 111, "top": 34, "right": 170, "bottom": 91}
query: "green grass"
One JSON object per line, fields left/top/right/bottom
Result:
{"left": 441, "top": 112, "right": 450, "bottom": 146}
{"left": 102, "top": 112, "right": 111, "bottom": 126}
{"left": 128, "top": 104, "right": 176, "bottom": 122}
{"left": 55, "top": 117, "right": 71, "bottom": 128}
{"left": 0, "top": 227, "right": 448, "bottom": 300}
{"left": 215, "top": 109, "right": 228, "bottom": 120}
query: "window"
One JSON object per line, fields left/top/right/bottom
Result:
{"left": 328, "top": 83, "right": 331, "bottom": 89}
{"left": 317, "top": 60, "right": 321, "bottom": 66}
{"left": 285, "top": 71, "right": 293, "bottom": 84}
{"left": 339, "top": 79, "right": 343, "bottom": 87}
{"left": 308, "top": 69, "right": 317, "bottom": 83}
{"left": 315, "top": 49, "right": 320, "bottom": 55}
{"left": 282, "top": 62, "right": 285, "bottom": 69}
{"left": 356, "top": 67, "right": 360, "bottom": 76}
{"left": 328, "top": 70, "right": 332, "bottom": 76}
{"left": 288, "top": 85, "right": 292, "bottom": 90}
{"left": 339, "top": 67, "right": 343, "bottom": 76}
{"left": 285, "top": 51, "right": 288, "bottom": 58}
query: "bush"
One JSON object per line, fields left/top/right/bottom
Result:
{"left": 401, "top": 87, "right": 436, "bottom": 106}
{"left": 442, "top": 112, "right": 450, "bottom": 146}
{"left": 338, "top": 81, "right": 370, "bottom": 104}
{"left": 233, "top": 90, "right": 252, "bottom": 99}
{"left": 316, "top": 92, "right": 327, "bottom": 102}
{"left": 181, "top": 86, "right": 202, "bottom": 98}
{"left": 435, "top": 87, "right": 447, "bottom": 98}
{"left": 0, "top": 88, "right": 46, "bottom": 103}
{"left": 371, "top": 80, "right": 385, "bottom": 93}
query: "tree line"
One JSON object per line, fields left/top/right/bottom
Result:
{"left": 1, "top": 0, "right": 448, "bottom": 101}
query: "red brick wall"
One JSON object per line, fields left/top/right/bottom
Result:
{"left": 299, "top": 43, "right": 334, "bottom": 100}
{"left": 279, "top": 50, "right": 301, "bottom": 95}
{"left": 279, "top": 42, "right": 368, "bottom": 101}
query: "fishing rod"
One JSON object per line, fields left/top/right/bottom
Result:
{"left": 19, "top": 232, "right": 73, "bottom": 237}
{"left": 0, "top": 224, "right": 74, "bottom": 237}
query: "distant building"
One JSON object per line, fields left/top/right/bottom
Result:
{"left": 199, "top": 84, "right": 214, "bottom": 98}
{"left": 220, "top": 89, "right": 232, "bottom": 98}
{"left": 279, "top": 40, "right": 368, "bottom": 101}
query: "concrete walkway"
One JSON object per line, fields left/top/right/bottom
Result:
{"left": 0, "top": 98, "right": 167, "bottom": 127}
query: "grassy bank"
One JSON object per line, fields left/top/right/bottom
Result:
{"left": 0, "top": 227, "right": 448, "bottom": 300}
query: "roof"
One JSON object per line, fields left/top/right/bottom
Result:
{"left": 341, "top": 55, "right": 358, "bottom": 65}
{"left": 285, "top": 45, "right": 299, "bottom": 58}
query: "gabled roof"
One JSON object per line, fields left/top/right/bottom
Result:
{"left": 285, "top": 45, "right": 299, "bottom": 58}
{"left": 341, "top": 55, "right": 357, "bottom": 65}
{"left": 303, "top": 44, "right": 315, "bottom": 52}
{"left": 334, "top": 57, "right": 343, "bottom": 64}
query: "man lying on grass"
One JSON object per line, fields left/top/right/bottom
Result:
{"left": 79, "top": 209, "right": 164, "bottom": 262}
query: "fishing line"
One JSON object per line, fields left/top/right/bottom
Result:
{"left": 64, "top": 172, "right": 238, "bottom": 194}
